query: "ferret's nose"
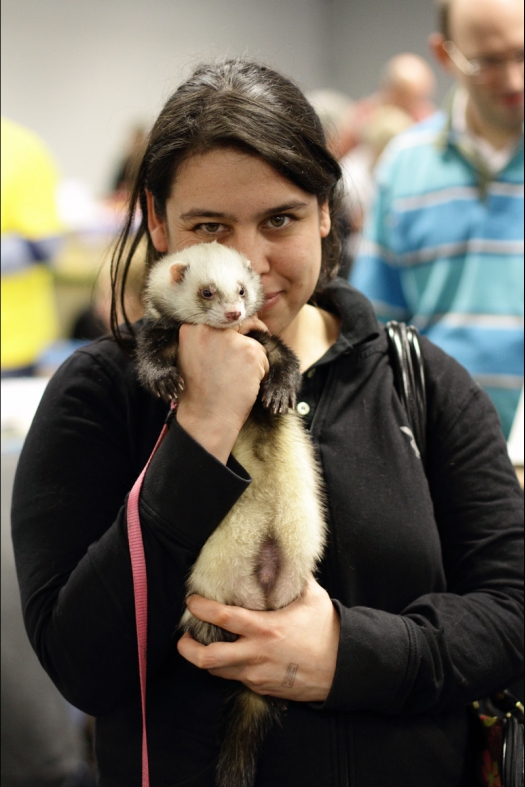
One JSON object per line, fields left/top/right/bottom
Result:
{"left": 225, "top": 311, "right": 241, "bottom": 322}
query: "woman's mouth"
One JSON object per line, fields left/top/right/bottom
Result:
{"left": 261, "top": 292, "right": 281, "bottom": 313}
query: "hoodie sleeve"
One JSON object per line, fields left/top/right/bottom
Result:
{"left": 11, "top": 343, "right": 251, "bottom": 716}
{"left": 319, "top": 341, "right": 523, "bottom": 715}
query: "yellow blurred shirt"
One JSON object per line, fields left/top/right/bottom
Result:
{"left": 1, "top": 117, "right": 63, "bottom": 370}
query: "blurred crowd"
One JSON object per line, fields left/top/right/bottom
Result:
{"left": 1, "top": 52, "right": 441, "bottom": 385}
{"left": 1, "top": 0, "right": 523, "bottom": 783}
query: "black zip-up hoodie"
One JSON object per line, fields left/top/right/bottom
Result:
{"left": 11, "top": 281, "right": 523, "bottom": 787}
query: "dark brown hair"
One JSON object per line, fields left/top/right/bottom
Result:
{"left": 110, "top": 58, "right": 344, "bottom": 345}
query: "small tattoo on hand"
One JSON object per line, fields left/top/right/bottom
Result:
{"left": 281, "top": 663, "right": 298, "bottom": 688}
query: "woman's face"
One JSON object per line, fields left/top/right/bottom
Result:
{"left": 146, "top": 147, "right": 331, "bottom": 337}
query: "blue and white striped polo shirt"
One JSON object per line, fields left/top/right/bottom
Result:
{"left": 351, "top": 102, "right": 524, "bottom": 438}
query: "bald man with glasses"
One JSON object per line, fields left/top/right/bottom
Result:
{"left": 351, "top": 0, "right": 524, "bottom": 439}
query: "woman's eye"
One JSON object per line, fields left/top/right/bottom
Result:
{"left": 268, "top": 215, "right": 291, "bottom": 229}
{"left": 198, "top": 223, "right": 224, "bottom": 234}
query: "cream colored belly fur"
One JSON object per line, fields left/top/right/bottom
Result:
{"left": 180, "top": 411, "right": 325, "bottom": 636}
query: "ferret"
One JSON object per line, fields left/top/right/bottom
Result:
{"left": 136, "top": 241, "right": 326, "bottom": 787}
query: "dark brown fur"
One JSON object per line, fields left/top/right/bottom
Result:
{"left": 137, "top": 322, "right": 301, "bottom": 415}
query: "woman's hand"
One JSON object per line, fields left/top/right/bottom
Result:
{"left": 176, "top": 576, "right": 340, "bottom": 703}
{"left": 176, "top": 316, "right": 270, "bottom": 463}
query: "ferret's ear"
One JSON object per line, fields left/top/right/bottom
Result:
{"left": 169, "top": 263, "right": 187, "bottom": 284}
{"left": 239, "top": 253, "right": 253, "bottom": 270}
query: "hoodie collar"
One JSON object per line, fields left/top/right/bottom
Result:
{"left": 309, "top": 277, "right": 380, "bottom": 366}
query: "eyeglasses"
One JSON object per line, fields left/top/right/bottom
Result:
{"left": 443, "top": 41, "right": 524, "bottom": 82}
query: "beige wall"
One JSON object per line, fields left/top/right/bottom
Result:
{"left": 1, "top": 0, "right": 333, "bottom": 195}
{"left": 329, "top": 0, "right": 450, "bottom": 102}
{"left": 1, "top": 0, "right": 449, "bottom": 197}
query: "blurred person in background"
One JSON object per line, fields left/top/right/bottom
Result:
{"left": 339, "top": 52, "right": 437, "bottom": 156}
{"left": 71, "top": 251, "right": 145, "bottom": 342}
{"left": 1, "top": 117, "right": 63, "bottom": 377}
{"left": 2, "top": 117, "right": 96, "bottom": 786}
{"left": 351, "top": 0, "right": 524, "bottom": 438}
{"left": 307, "top": 89, "right": 356, "bottom": 278}
{"left": 326, "top": 54, "right": 436, "bottom": 278}
{"left": 379, "top": 52, "right": 437, "bottom": 119}
{"left": 306, "top": 88, "right": 355, "bottom": 160}
{"left": 341, "top": 104, "right": 413, "bottom": 265}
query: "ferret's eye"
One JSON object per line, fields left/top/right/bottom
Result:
{"left": 239, "top": 287, "right": 245, "bottom": 297}
{"left": 201, "top": 289, "right": 214, "bottom": 299}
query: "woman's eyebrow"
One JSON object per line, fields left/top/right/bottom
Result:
{"left": 179, "top": 209, "right": 234, "bottom": 221}
{"left": 260, "top": 201, "right": 310, "bottom": 216}
{"left": 179, "top": 201, "right": 310, "bottom": 223}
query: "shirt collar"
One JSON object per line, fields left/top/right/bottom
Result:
{"left": 451, "top": 87, "right": 520, "bottom": 174}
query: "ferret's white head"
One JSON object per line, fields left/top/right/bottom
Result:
{"left": 145, "top": 241, "right": 264, "bottom": 328}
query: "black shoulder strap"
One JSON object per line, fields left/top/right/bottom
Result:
{"left": 385, "top": 321, "right": 427, "bottom": 465}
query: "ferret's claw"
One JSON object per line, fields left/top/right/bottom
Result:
{"left": 262, "top": 386, "right": 293, "bottom": 415}
{"left": 150, "top": 370, "right": 184, "bottom": 403}
{"left": 261, "top": 390, "right": 277, "bottom": 413}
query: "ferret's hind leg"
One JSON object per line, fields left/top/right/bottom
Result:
{"left": 179, "top": 608, "right": 238, "bottom": 645}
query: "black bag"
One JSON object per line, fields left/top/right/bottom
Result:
{"left": 385, "top": 320, "right": 524, "bottom": 787}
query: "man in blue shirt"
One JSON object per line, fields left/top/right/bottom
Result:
{"left": 351, "top": 0, "right": 524, "bottom": 437}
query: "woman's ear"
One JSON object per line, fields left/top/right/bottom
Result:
{"left": 146, "top": 190, "right": 169, "bottom": 252}
{"left": 319, "top": 201, "right": 331, "bottom": 239}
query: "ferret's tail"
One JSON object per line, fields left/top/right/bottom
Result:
{"left": 216, "top": 688, "right": 280, "bottom": 787}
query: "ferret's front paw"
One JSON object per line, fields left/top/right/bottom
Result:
{"left": 260, "top": 379, "right": 297, "bottom": 414}
{"left": 150, "top": 371, "right": 184, "bottom": 403}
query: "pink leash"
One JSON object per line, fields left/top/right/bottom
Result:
{"left": 126, "top": 402, "right": 177, "bottom": 787}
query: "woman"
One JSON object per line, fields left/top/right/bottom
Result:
{"left": 11, "top": 59, "right": 523, "bottom": 787}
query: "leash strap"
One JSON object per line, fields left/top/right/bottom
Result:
{"left": 127, "top": 402, "right": 177, "bottom": 787}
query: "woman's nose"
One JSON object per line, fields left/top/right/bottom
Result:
{"left": 225, "top": 236, "right": 271, "bottom": 275}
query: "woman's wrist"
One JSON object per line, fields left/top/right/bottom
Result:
{"left": 176, "top": 400, "right": 243, "bottom": 464}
